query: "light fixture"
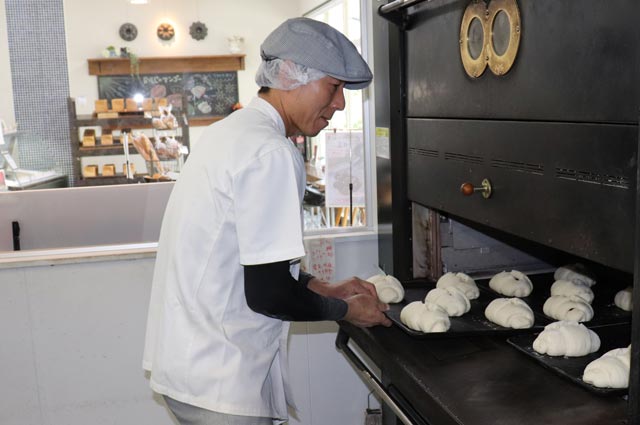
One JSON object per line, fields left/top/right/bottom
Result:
{"left": 129, "top": 0, "right": 149, "bottom": 4}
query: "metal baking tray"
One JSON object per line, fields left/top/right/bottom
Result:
{"left": 385, "top": 284, "right": 551, "bottom": 339}
{"left": 507, "top": 323, "right": 631, "bottom": 395}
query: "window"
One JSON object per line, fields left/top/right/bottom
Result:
{"left": 303, "top": 0, "right": 375, "bottom": 234}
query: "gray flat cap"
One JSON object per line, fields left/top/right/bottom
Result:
{"left": 260, "top": 17, "right": 372, "bottom": 90}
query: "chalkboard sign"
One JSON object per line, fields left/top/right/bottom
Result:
{"left": 97, "top": 72, "right": 239, "bottom": 118}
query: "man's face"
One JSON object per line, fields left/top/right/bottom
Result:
{"left": 285, "top": 76, "right": 346, "bottom": 136}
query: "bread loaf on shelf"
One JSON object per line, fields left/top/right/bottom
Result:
{"left": 125, "top": 98, "right": 138, "bottom": 112}
{"left": 102, "top": 164, "right": 116, "bottom": 176}
{"left": 101, "top": 129, "right": 113, "bottom": 145}
{"left": 142, "top": 98, "right": 153, "bottom": 111}
{"left": 82, "top": 165, "right": 98, "bottom": 178}
{"left": 94, "top": 99, "right": 108, "bottom": 113}
{"left": 82, "top": 129, "right": 96, "bottom": 147}
{"left": 111, "top": 98, "right": 125, "bottom": 112}
{"left": 122, "top": 163, "right": 136, "bottom": 176}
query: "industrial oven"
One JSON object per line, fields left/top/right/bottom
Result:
{"left": 337, "top": 0, "right": 640, "bottom": 424}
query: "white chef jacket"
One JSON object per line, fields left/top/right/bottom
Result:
{"left": 142, "top": 97, "right": 306, "bottom": 421}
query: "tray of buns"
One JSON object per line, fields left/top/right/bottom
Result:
{"left": 385, "top": 283, "right": 552, "bottom": 339}
{"left": 386, "top": 270, "right": 632, "bottom": 339}
{"left": 507, "top": 323, "right": 631, "bottom": 395}
{"left": 493, "top": 273, "right": 632, "bottom": 328}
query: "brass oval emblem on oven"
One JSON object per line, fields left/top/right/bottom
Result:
{"left": 487, "top": 0, "right": 521, "bottom": 75}
{"left": 459, "top": 0, "right": 488, "bottom": 78}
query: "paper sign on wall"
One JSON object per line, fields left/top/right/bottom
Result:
{"left": 302, "top": 238, "right": 335, "bottom": 283}
{"left": 324, "top": 131, "right": 365, "bottom": 208}
{"left": 375, "top": 127, "right": 390, "bottom": 159}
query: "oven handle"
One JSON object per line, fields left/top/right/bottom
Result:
{"left": 335, "top": 329, "right": 417, "bottom": 425}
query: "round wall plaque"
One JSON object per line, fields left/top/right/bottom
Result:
{"left": 189, "top": 21, "right": 208, "bottom": 41}
{"left": 119, "top": 23, "right": 138, "bottom": 41}
{"left": 157, "top": 23, "right": 175, "bottom": 41}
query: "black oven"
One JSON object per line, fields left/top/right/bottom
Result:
{"left": 337, "top": 1, "right": 640, "bottom": 424}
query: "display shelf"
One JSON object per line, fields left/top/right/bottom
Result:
{"left": 74, "top": 174, "right": 145, "bottom": 187}
{"left": 78, "top": 145, "right": 137, "bottom": 156}
{"left": 68, "top": 97, "right": 190, "bottom": 186}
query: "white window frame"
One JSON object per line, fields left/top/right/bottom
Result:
{"left": 303, "top": 0, "right": 378, "bottom": 237}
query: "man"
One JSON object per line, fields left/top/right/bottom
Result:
{"left": 143, "top": 17, "right": 391, "bottom": 425}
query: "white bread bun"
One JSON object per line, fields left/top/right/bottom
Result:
{"left": 550, "top": 279, "right": 594, "bottom": 304}
{"left": 424, "top": 286, "right": 470, "bottom": 317}
{"left": 614, "top": 287, "right": 633, "bottom": 312}
{"left": 583, "top": 346, "right": 631, "bottom": 388}
{"left": 532, "top": 320, "right": 600, "bottom": 357}
{"left": 400, "top": 301, "right": 450, "bottom": 333}
{"left": 489, "top": 270, "right": 533, "bottom": 298}
{"left": 366, "top": 274, "right": 405, "bottom": 304}
{"left": 436, "top": 272, "right": 479, "bottom": 300}
{"left": 554, "top": 266, "right": 596, "bottom": 287}
{"left": 484, "top": 297, "right": 534, "bottom": 329}
{"left": 543, "top": 295, "right": 594, "bottom": 322}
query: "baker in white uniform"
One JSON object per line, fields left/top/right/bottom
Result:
{"left": 143, "top": 17, "right": 392, "bottom": 425}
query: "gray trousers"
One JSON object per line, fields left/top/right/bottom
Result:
{"left": 163, "top": 396, "right": 274, "bottom": 425}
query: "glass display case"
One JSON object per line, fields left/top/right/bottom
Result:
{"left": 0, "top": 131, "right": 68, "bottom": 190}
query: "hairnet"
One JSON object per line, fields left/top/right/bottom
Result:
{"left": 255, "top": 58, "right": 326, "bottom": 91}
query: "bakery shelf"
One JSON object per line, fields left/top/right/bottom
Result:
{"left": 68, "top": 97, "right": 190, "bottom": 186}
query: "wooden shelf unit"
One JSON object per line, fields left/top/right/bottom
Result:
{"left": 87, "top": 54, "right": 245, "bottom": 76}
{"left": 68, "top": 97, "right": 190, "bottom": 186}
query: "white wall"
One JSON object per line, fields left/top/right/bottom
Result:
{"left": 0, "top": 0, "right": 16, "bottom": 127}
{"left": 0, "top": 234, "right": 379, "bottom": 425}
{"left": 299, "top": 0, "right": 327, "bottom": 14}
{"left": 0, "top": 183, "right": 174, "bottom": 252}
{"left": 64, "top": 0, "right": 304, "bottom": 116}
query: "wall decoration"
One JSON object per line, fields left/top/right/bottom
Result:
{"left": 157, "top": 23, "right": 175, "bottom": 40}
{"left": 227, "top": 35, "right": 244, "bottom": 54}
{"left": 119, "top": 23, "right": 138, "bottom": 41}
{"left": 189, "top": 21, "right": 208, "bottom": 40}
{"left": 97, "top": 72, "right": 239, "bottom": 119}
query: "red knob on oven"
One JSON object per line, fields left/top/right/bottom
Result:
{"left": 460, "top": 182, "right": 474, "bottom": 196}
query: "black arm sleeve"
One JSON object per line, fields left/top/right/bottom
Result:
{"left": 244, "top": 261, "right": 348, "bottom": 321}
{"left": 298, "top": 271, "right": 315, "bottom": 288}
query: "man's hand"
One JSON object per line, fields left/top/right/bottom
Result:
{"left": 343, "top": 294, "right": 392, "bottom": 328}
{"left": 308, "top": 276, "right": 377, "bottom": 300}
